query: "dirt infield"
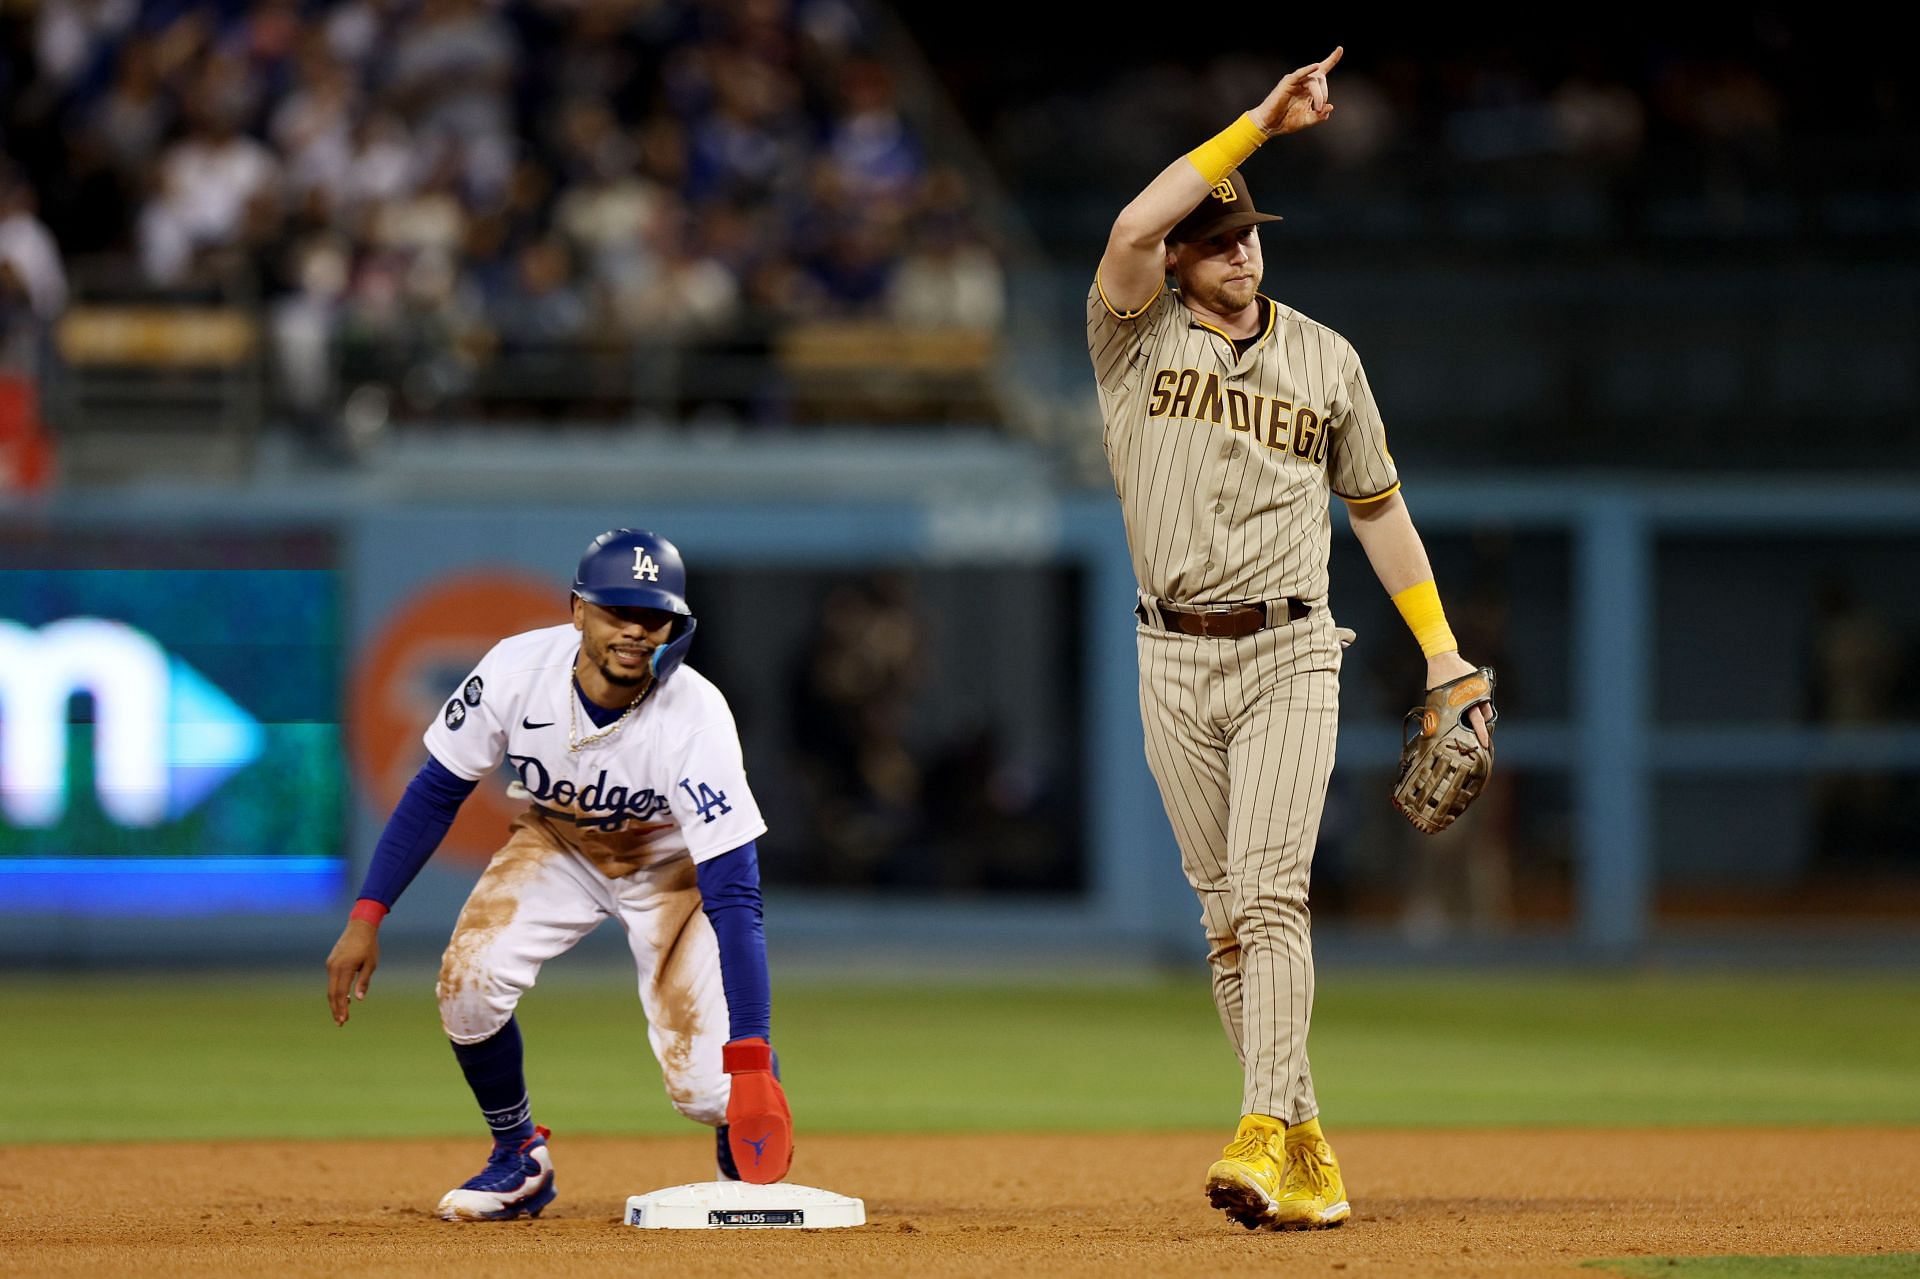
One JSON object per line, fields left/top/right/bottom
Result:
{"left": 8, "top": 1130, "right": 1919, "bottom": 1277}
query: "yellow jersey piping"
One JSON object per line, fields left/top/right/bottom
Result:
{"left": 1095, "top": 274, "right": 1163, "bottom": 321}
{"left": 1334, "top": 481, "right": 1403, "bottom": 505}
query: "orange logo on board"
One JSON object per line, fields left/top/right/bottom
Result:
{"left": 1447, "top": 678, "right": 1489, "bottom": 707}
{"left": 1211, "top": 179, "right": 1237, "bottom": 203}
{"left": 349, "top": 571, "right": 563, "bottom": 867}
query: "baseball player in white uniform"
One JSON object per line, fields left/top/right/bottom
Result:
{"left": 325, "top": 528, "right": 794, "bottom": 1219}
{"left": 1088, "top": 47, "right": 1491, "bottom": 1230}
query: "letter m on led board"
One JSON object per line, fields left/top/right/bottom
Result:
{"left": 0, "top": 618, "right": 262, "bottom": 828}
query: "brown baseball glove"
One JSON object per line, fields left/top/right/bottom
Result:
{"left": 1390, "top": 667, "right": 1497, "bottom": 834}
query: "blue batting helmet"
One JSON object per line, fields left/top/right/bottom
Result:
{"left": 572, "top": 528, "right": 697, "bottom": 685}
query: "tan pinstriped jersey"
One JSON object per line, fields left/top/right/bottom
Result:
{"left": 1088, "top": 279, "right": 1399, "bottom": 605}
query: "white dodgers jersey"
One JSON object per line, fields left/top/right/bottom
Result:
{"left": 424, "top": 624, "right": 767, "bottom": 865}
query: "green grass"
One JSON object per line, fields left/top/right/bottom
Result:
{"left": 1587, "top": 1257, "right": 1920, "bottom": 1278}
{"left": 3, "top": 970, "right": 1918, "bottom": 1142}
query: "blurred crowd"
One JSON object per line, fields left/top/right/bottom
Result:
{"left": 6, "top": 12, "right": 1915, "bottom": 460}
{"left": 0, "top": 0, "right": 1006, "bottom": 414}
{"left": 967, "top": 28, "right": 1917, "bottom": 248}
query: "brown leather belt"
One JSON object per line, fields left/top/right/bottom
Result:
{"left": 1137, "top": 597, "right": 1311, "bottom": 638}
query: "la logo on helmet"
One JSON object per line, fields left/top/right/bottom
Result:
{"left": 632, "top": 550, "right": 661, "bottom": 582}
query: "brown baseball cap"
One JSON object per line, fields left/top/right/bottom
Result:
{"left": 1168, "top": 169, "right": 1283, "bottom": 244}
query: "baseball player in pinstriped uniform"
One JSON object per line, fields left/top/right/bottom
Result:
{"left": 1088, "top": 47, "right": 1492, "bottom": 1230}
{"left": 325, "top": 529, "right": 793, "bottom": 1219}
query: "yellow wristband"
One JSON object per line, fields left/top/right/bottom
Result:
{"left": 1391, "top": 579, "right": 1458, "bottom": 659}
{"left": 1186, "top": 113, "right": 1270, "bottom": 187}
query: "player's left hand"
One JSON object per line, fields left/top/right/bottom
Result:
{"left": 1426, "top": 651, "right": 1493, "bottom": 749}
{"left": 722, "top": 1037, "right": 793, "bottom": 1184}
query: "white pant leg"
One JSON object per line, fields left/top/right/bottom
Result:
{"left": 610, "top": 856, "right": 733, "bottom": 1127}
{"left": 437, "top": 815, "right": 612, "bottom": 1044}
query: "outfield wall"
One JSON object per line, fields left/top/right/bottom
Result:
{"left": 4, "top": 474, "right": 1918, "bottom": 965}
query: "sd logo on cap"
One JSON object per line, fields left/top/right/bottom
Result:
{"left": 1170, "top": 168, "right": 1283, "bottom": 243}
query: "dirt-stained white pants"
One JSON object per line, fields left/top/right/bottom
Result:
{"left": 436, "top": 811, "right": 732, "bottom": 1126}
{"left": 1137, "top": 607, "right": 1343, "bottom": 1123}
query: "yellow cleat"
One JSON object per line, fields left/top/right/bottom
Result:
{"left": 1268, "top": 1115, "right": 1351, "bottom": 1230}
{"left": 1203, "top": 1113, "right": 1288, "bottom": 1230}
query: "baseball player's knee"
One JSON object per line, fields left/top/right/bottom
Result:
{"left": 666, "top": 1070, "right": 729, "bottom": 1126}
{"left": 1226, "top": 906, "right": 1310, "bottom": 961}
{"left": 1233, "top": 887, "right": 1309, "bottom": 931}
{"left": 1200, "top": 903, "right": 1239, "bottom": 949}
{"left": 653, "top": 1018, "right": 732, "bottom": 1124}
{"left": 436, "top": 947, "right": 526, "bottom": 1044}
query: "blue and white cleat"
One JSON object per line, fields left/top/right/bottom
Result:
{"left": 436, "top": 1125, "right": 557, "bottom": 1221}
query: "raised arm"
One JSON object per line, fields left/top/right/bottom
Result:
{"left": 1096, "top": 46, "right": 1344, "bottom": 313}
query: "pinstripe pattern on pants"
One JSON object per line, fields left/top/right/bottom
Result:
{"left": 1137, "top": 605, "right": 1341, "bottom": 1122}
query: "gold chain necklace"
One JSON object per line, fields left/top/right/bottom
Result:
{"left": 568, "top": 668, "right": 644, "bottom": 753}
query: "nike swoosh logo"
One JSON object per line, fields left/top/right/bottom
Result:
{"left": 522, "top": 719, "right": 554, "bottom": 730}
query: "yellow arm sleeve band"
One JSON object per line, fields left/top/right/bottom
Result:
{"left": 1186, "top": 113, "right": 1270, "bottom": 186}
{"left": 1391, "top": 579, "right": 1459, "bottom": 659}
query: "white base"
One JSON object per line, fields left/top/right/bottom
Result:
{"left": 625, "top": 1180, "right": 866, "bottom": 1230}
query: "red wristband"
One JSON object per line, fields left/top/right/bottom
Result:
{"left": 349, "top": 899, "right": 389, "bottom": 925}
{"left": 723, "top": 1037, "right": 772, "bottom": 1072}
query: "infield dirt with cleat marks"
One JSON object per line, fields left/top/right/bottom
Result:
{"left": 7, "top": 1129, "right": 1918, "bottom": 1277}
